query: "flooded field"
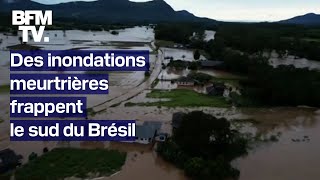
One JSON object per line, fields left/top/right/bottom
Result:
{"left": 161, "top": 48, "right": 206, "bottom": 62}
{"left": 204, "top": 30, "right": 216, "bottom": 42}
{"left": 0, "top": 26, "right": 157, "bottom": 108}
{"left": 269, "top": 52, "right": 320, "bottom": 71}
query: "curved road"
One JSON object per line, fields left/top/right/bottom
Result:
{"left": 92, "top": 47, "right": 163, "bottom": 112}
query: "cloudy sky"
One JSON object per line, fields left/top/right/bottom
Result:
{"left": 32, "top": 0, "right": 320, "bottom": 22}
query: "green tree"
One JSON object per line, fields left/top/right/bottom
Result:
{"left": 184, "top": 157, "right": 205, "bottom": 177}
{"left": 193, "top": 49, "right": 201, "bottom": 60}
{"left": 28, "top": 152, "right": 38, "bottom": 161}
{"left": 19, "top": 36, "right": 23, "bottom": 44}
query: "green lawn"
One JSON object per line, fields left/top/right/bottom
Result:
{"left": 155, "top": 40, "right": 175, "bottom": 48}
{"left": 125, "top": 89, "right": 231, "bottom": 108}
{"left": 15, "top": 148, "right": 126, "bottom": 180}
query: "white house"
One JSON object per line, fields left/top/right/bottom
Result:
{"left": 135, "top": 121, "right": 162, "bottom": 144}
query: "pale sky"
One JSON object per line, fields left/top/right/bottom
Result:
{"left": 32, "top": 0, "right": 320, "bottom": 22}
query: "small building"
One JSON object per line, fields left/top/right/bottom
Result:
{"left": 200, "top": 60, "right": 224, "bottom": 68}
{"left": 176, "top": 76, "right": 194, "bottom": 86}
{"left": 0, "top": 149, "right": 22, "bottom": 173}
{"left": 135, "top": 121, "right": 162, "bottom": 144}
{"left": 206, "top": 83, "right": 226, "bottom": 96}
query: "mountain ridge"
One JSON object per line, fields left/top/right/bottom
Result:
{"left": 0, "top": 0, "right": 216, "bottom": 24}
{"left": 279, "top": 13, "right": 320, "bottom": 25}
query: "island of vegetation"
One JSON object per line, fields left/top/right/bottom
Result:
{"left": 3, "top": 148, "right": 126, "bottom": 180}
{"left": 157, "top": 111, "right": 250, "bottom": 180}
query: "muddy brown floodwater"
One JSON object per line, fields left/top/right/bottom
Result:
{"left": 235, "top": 108, "right": 320, "bottom": 180}
{"left": 1, "top": 101, "right": 320, "bottom": 180}
{"left": 105, "top": 142, "right": 187, "bottom": 180}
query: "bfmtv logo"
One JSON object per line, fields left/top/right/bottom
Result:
{"left": 12, "top": 10, "right": 52, "bottom": 43}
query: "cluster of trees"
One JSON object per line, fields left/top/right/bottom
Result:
{"left": 187, "top": 72, "right": 212, "bottom": 85}
{"left": 155, "top": 22, "right": 320, "bottom": 107}
{"left": 155, "top": 23, "right": 216, "bottom": 45}
{"left": 167, "top": 60, "right": 200, "bottom": 70}
{"left": 193, "top": 49, "right": 201, "bottom": 60}
{"left": 157, "top": 111, "right": 249, "bottom": 180}
{"left": 0, "top": 13, "right": 13, "bottom": 32}
{"left": 155, "top": 22, "right": 320, "bottom": 61}
{"left": 240, "top": 62, "right": 320, "bottom": 107}
{"left": 155, "top": 24, "right": 198, "bottom": 44}
{"left": 212, "top": 23, "right": 320, "bottom": 61}
{"left": 220, "top": 50, "right": 320, "bottom": 107}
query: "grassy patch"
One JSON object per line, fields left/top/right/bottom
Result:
{"left": 87, "top": 107, "right": 106, "bottom": 116}
{"left": 155, "top": 40, "right": 175, "bottom": 48}
{"left": 86, "top": 108, "right": 97, "bottom": 116}
{"left": 211, "top": 74, "right": 247, "bottom": 88}
{"left": 15, "top": 148, "right": 126, "bottom": 180}
{"left": 0, "top": 85, "right": 10, "bottom": 94}
{"left": 125, "top": 89, "right": 231, "bottom": 108}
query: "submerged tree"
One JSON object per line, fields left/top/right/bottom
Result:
{"left": 193, "top": 49, "right": 200, "bottom": 60}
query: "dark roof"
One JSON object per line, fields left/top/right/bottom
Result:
{"left": 201, "top": 60, "right": 224, "bottom": 67}
{"left": 136, "top": 122, "right": 162, "bottom": 139}
{"left": 172, "top": 112, "right": 186, "bottom": 129}
{"left": 206, "top": 83, "right": 226, "bottom": 95}
{"left": 206, "top": 86, "right": 215, "bottom": 93}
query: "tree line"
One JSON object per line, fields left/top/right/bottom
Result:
{"left": 155, "top": 22, "right": 320, "bottom": 107}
